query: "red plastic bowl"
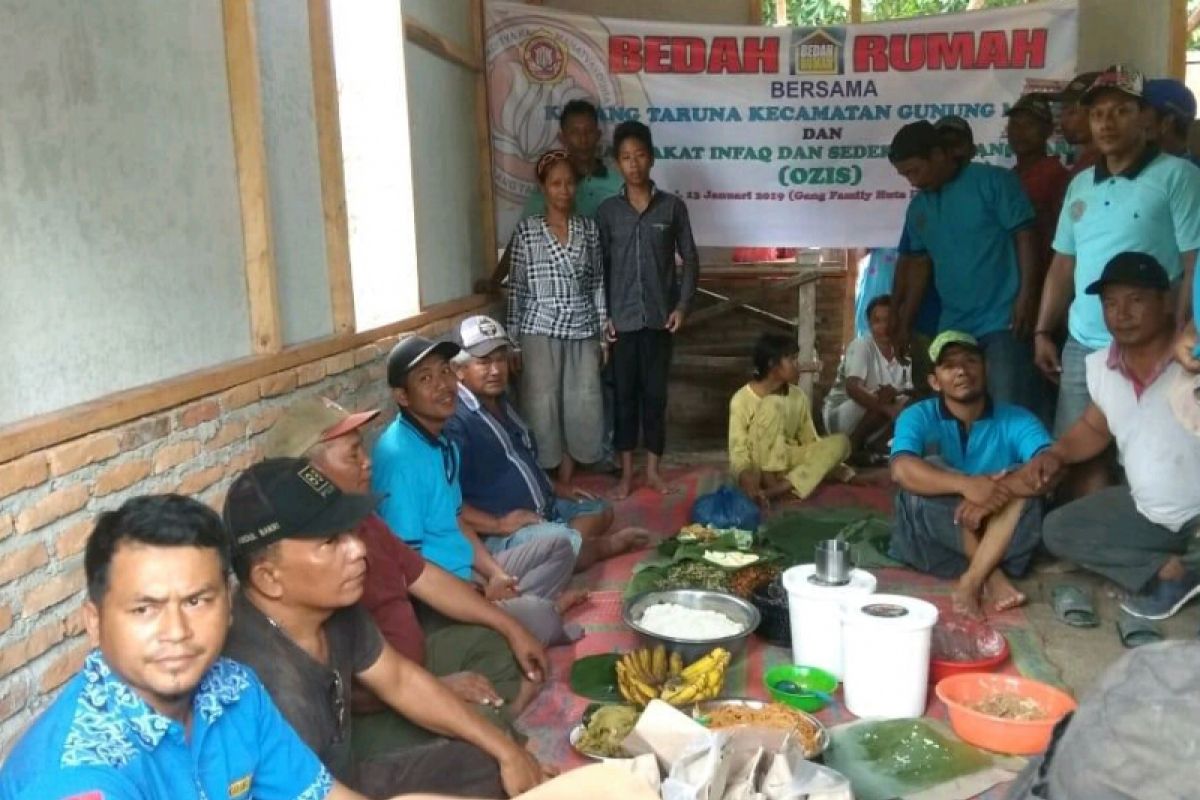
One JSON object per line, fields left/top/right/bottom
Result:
{"left": 929, "top": 614, "right": 1010, "bottom": 684}
{"left": 936, "top": 673, "right": 1077, "bottom": 755}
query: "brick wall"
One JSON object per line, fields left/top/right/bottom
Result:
{"left": 0, "top": 313, "right": 469, "bottom": 754}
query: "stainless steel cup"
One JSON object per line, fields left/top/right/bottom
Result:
{"left": 814, "top": 539, "right": 851, "bottom": 585}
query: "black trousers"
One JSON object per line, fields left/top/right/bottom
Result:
{"left": 612, "top": 328, "right": 673, "bottom": 455}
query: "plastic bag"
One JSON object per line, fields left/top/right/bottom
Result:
{"left": 690, "top": 485, "right": 760, "bottom": 532}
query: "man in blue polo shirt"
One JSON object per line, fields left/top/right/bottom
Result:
{"left": 445, "top": 316, "right": 649, "bottom": 572}
{"left": 0, "top": 494, "right": 374, "bottom": 800}
{"left": 889, "top": 120, "right": 1042, "bottom": 413}
{"left": 1034, "top": 64, "right": 1200, "bottom": 497}
{"left": 890, "top": 331, "right": 1052, "bottom": 619}
{"left": 370, "top": 335, "right": 581, "bottom": 646}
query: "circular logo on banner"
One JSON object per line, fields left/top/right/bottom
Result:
{"left": 486, "top": 12, "right": 628, "bottom": 207}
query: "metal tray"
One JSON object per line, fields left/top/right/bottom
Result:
{"left": 693, "top": 698, "right": 830, "bottom": 760}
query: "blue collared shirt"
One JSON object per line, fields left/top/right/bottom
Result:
{"left": 900, "top": 162, "right": 1036, "bottom": 337}
{"left": 371, "top": 412, "right": 475, "bottom": 579}
{"left": 444, "top": 384, "right": 556, "bottom": 520}
{"left": 890, "top": 396, "right": 1051, "bottom": 475}
{"left": 0, "top": 650, "right": 330, "bottom": 800}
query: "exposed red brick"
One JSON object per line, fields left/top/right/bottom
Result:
{"left": 247, "top": 407, "right": 284, "bottom": 436}
{"left": 0, "top": 514, "right": 12, "bottom": 540}
{"left": 0, "top": 606, "right": 12, "bottom": 635}
{"left": 0, "top": 454, "right": 48, "bottom": 499}
{"left": 205, "top": 420, "right": 248, "bottom": 452}
{"left": 220, "top": 382, "right": 260, "bottom": 411}
{"left": 296, "top": 362, "right": 326, "bottom": 386}
{"left": 54, "top": 519, "right": 94, "bottom": 559}
{"left": 323, "top": 351, "right": 355, "bottom": 375}
{"left": 175, "top": 465, "right": 225, "bottom": 497}
{"left": 93, "top": 459, "right": 152, "bottom": 497}
{"left": 0, "top": 677, "right": 33, "bottom": 724}
{"left": 15, "top": 485, "right": 90, "bottom": 535}
{"left": 22, "top": 568, "right": 85, "bottom": 616}
{"left": 46, "top": 432, "right": 121, "bottom": 477}
{"left": 259, "top": 370, "right": 298, "bottom": 398}
{"left": 38, "top": 640, "right": 90, "bottom": 692}
{"left": 152, "top": 440, "right": 199, "bottom": 474}
{"left": 354, "top": 344, "right": 382, "bottom": 365}
{"left": 223, "top": 450, "right": 257, "bottom": 477}
{"left": 0, "top": 612, "right": 85, "bottom": 675}
{"left": 0, "top": 543, "right": 48, "bottom": 586}
{"left": 119, "top": 415, "right": 171, "bottom": 451}
{"left": 175, "top": 399, "right": 220, "bottom": 431}
{"left": 205, "top": 486, "right": 229, "bottom": 514}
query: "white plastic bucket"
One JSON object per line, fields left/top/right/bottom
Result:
{"left": 781, "top": 564, "right": 877, "bottom": 678}
{"left": 842, "top": 594, "right": 939, "bottom": 719}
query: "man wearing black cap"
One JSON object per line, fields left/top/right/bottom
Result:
{"left": 888, "top": 119, "right": 1040, "bottom": 412}
{"left": 1145, "top": 77, "right": 1200, "bottom": 166}
{"left": 222, "top": 458, "right": 546, "bottom": 799}
{"left": 1034, "top": 64, "right": 1200, "bottom": 501}
{"left": 1022, "top": 252, "right": 1200, "bottom": 620}
{"left": 370, "top": 335, "right": 581, "bottom": 647}
{"left": 1050, "top": 70, "right": 1102, "bottom": 177}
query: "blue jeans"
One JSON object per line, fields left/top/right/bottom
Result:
{"left": 1053, "top": 336, "right": 1097, "bottom": 436}
{"left": 977, "top": 329, "right": 1047, "bottom": 420}
{"left": 551, "top": 497, "right": 609, "bottom": 523}
{"left": 484, "top": 521, "right": 582, "bottom": 557}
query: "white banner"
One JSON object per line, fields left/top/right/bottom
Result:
{"left": 485, "top": 1, "right": 1077, "bottom": 248}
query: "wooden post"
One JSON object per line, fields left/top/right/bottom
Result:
{"left": 849, "top": 0, "right": 862, "bottom": 24}
{"left": 842, "top": 248, "right": 859, "bottom": 347}
{"left": 774, "top": 0, "right": 787, "bottom": 26}
{"left": 470, "top": 0, "right": 499, "bottom": 267}
{"left": 308, "top": 0, "right": 356, "bottom": 335}
{"left": 748, "top": 0, "right": 762, "bottom": 25}
{"left": 796, "top": 259, "right": 818, "bottom": 398}
{"left": 223, "top": 0, "right": 282, "bottom": 354}
{"left": 1170, "top": 0, "right": 1188, "bottom": 80}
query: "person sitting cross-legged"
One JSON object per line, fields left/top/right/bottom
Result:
{"left": 262, "top": 396, "right": 551, "bottom": 746}
{"left": 729, "top": 333, "right": 852, "bottom": 506}
{"left": 222, "top": 458, "right": 549, "bottom": 800}
{"left": 1020, "top": 252, "right": 1200, "bottom": 620}
{"left": 890, "top": 331, "right": 1052, "bottom": 619}
{"left": 445, "top": 315, "right": 649, "bottom": 572}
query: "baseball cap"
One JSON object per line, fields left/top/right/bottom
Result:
{"left": 1082, "top": 63, "right": 1144, "bottom": 104}
{"left": 1004, "top": 94, "right": 1054, "bottom": 125}
{"left": 456, "top": 315, "right": 513, "bottom": 357}
{"left": 888, "top": 121, "right": 939, "bottom": 162}
{"left": 386, "top": 335, "right": 461, "bottom": 388}
{"left": 263, "top": 396, "right": 380, "bottom": 459}
{"left": 223, "top": 457, "right": 379, "bottom": 558}
{"left": 933, "top": 115, "right": 974, "bottom": 142}
{"left": 929, "top": 330, "right": 982, "bottom": 365}
{"left": 1084, "top": 251, "right": 1170, "bottom": 295}
{"left": 1145, "top": 78, "right": 1197, "bottom": 120}
{"left": 1049, "top": 70, "right": 1101, "bottom": 104}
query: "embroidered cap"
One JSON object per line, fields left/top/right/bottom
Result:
{"left": 456, "top": 315, "right": 514, "bottom": 357}
{"left": 1048, "top": 70, "right": 1102, "bottom": 104}
{"left": 223, "top": 458, "right": 379, "bottom": 556}
{"left": 1004, "top": 94, "right": 1054, "bottom": 125}
{"left": 1082, "top": 64, "right": 1145, "bottom": 104}
{"left": 929, "top": 330, "right": 983, "bottom": 365}
{"left": 263, "top": 396, "right": 380, "bottom": 459}
{"left": 1084, "top": 251, "right": 1170, "bottom": 295}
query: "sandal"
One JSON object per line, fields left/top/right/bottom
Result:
{"left": 1117, "top": 609, "right": 1164, "bottom": 648}
{"left": 1051, "top": 584, "right": 1099, "bottom": 628}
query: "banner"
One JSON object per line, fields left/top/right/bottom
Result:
{"left": 485, "top": 1, "right": 1077, "bottom": 248}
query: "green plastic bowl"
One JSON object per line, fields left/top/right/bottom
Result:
{"left": 763, "top": 664, "right": 839, "bottom": 712}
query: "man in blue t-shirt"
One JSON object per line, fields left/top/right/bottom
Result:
{"left": 889, "top": 120, "right": 1041, "bottom": 414}
{"left": 889, "top": 331, "right": 1052, "bottom": 619}
{"left": 0, "top": 494, "right": 368, "bottom": 800}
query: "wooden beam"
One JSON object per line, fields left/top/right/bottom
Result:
{"left": 403, "top": 16, "right": 482, "bottom": 72}
{"left": 0, "top": 295, "right": 492, "bottom": 464}
{"left": 308, "top": 0, "right": 356, "bottom": 335}
{"left": 688, "top": 274, "right": 815, "bottom": 327}
{"left": 849, "top": 0, "right": 862, "bottom": 24}
{"left": 1170, "top": 0, "right": 1188, "bottom": 80}
{"left": 841, "top": 249, "right": 859, "bottom": 348}
{"left": 748, "top": 0, "right": 762, "bottom": 25}
{"left": 796, "top": 263, "right": 818, "bottom": 397}
{"left": 223, "top": 0, "right": 282, "bottom": 354}
{"left": 774, "top": 0, "right": 787, "bottom": 25}
{"left": 470, "top": 0, "right": 499, "bottom": 266}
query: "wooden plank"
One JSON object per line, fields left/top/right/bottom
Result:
{"left": 699, "top": 264, "right": 845, "bottom": 278}
{"left": 688, "top": 274, "right": 814, "bottom": 327}
{"left": 403, "top": 16, "right": 482, "bottom": 72}
{"left": 748, "top": 0, "right": 762, "bottom": 24}
{"left": 223, "top": 0, "right": 282, "bottom": 354}
{"left": 796, "top": 264, "right": 818, "bottom": 397}
{"left": 849, "top": 0, "right": 862, "bottom": 24}
{"left": 675, "top": 354, "right": 821, "bottom": 371}
{"left": 1170, "top": 0, "right": 1187, "bottom": 80}
{"left": 308, "top": 0, "right": 356, "bottom": 335}
{"left": 774, "top": 0, "right": 787, "bottom": 25}
{"left": 471, "top": 0, "right": 499, "bottom": 265}
{"left": 0, "top": 295, "right": 491, "bottom": 464}
{"left": 841, "top": 248, "right": 859, "bottom": 347}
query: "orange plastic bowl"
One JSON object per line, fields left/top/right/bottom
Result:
{"left": 935, "top": 673, "right": 1077, "bottom": 756}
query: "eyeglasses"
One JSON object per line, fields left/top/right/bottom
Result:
{"left": 329, "top": 670, "right": 346, "bottom": 742}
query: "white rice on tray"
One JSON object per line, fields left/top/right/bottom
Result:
{"left": 637, "top": 602, "right": 744, "bottom": 639}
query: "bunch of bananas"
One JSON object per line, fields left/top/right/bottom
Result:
{"left": 616, "top": 645, "right": 731, "bottom": 707}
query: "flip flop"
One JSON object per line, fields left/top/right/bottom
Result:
{"left": 1052, "top": 584, "right": 1099, "bottom": 628}
{"left": 1117, "top": 610, "right": 1164, "bottom": 648}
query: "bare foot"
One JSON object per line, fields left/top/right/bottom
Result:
{"left": 951, "top": 579, "right": 985, "bottom": 620}
{"left": 985, "top": 572, "right": 1028, "bottom": 614}
{"left": 606, "top": 527, "right": 651, "bottom": 556}
{"left": 555, "top": 589, "right": 590, "bottom": 615}
{"left": 645, "top": 472, "right": 679, "bottom": 495}
{"left": 610, "top": 473, "right": 634, "bottom": 500}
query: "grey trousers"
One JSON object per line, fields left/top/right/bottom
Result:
{"left": 1043, "top": 485, "right": 1198, "bottom": 592}
{"left": 494, "top": 535, "right": 580, "bottom": 645}
{"left": 889, "top": 491, "right": 1043, "bottom": 579}
{"left": 517, "top": 334, "right": 605, "bottom": 468}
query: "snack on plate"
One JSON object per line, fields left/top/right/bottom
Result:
{"left": 727, "top": 564, "right": 782, "bottom": 599}
{"left": 616, "top": 645, "right": 731, "bottom": 707}
{"left": 653, "top": 561, "right": 730, "bottom": 592}
{"left": 678, "top": 523, "right": 721, "bottom": 543}
{"left": 702, "top": 551, "right": 760, "bottom": 568}
{"left": 704, "top": 702, "right": 824, "bottom": 755}
{"left": 575, "top": 704, "right": 640, "bottom": 758}
{"left": 968, "top": 692, "right": 1048, "bottom": 720}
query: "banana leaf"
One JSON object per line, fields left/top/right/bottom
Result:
{"left": 761, "top": 509, "right": 899, "bottom": 569}
{"left": 569, "top": 653, "right": 623, "bottom": 702}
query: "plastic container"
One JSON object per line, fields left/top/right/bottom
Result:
{"left": 782, "top": 565, "right": 877, "bottom": 679}
{"left": 936, "top": 673, "right": 1078, "bottom": 755}
{"left": 763, "top": 664, "right": 839, "bottom": 712}
{"left": 842, "top": 594, "right": 939, "bottom": 719}
{"left": 929, "top": 613, "right": 1010, "bottom": 684}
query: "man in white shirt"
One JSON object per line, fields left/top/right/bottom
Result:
{"left": 1021, "top": 252, "right": 1200, "bottom": 619}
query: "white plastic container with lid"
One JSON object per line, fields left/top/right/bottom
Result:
{"left": 842, "top": 594, "right": 939, "bottom": 719}
{"left": 781, "top": 564, "right": 877, "bottom": 678}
